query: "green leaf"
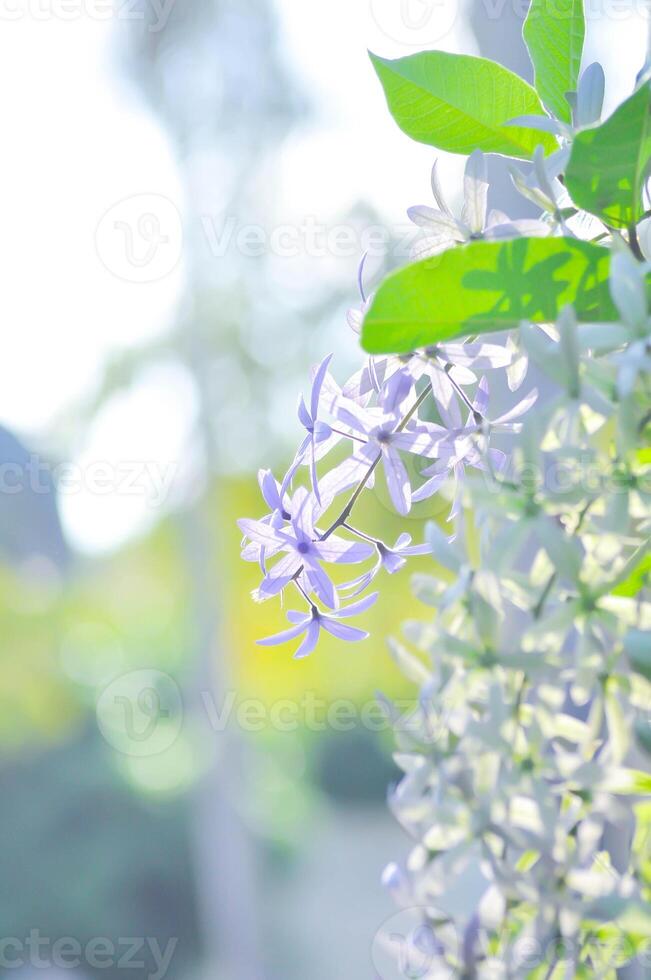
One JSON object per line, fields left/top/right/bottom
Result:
{"left": 361, "top": 237, "right": 617, "bottom": 354}
{"left": 565, "top": 83, "right": 651, "bottom": 227}
{"left": 523, "top": 0, "right": 585, "bottom": 124}
{"left": 612, "top": 553, "right": 651, "bottom": 597}
{"left": 369, "top": 50, "right": 557, "bottom": 160}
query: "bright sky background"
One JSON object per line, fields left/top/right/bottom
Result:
{"left": 0, "top": 0, "right": 646, "bottom": 553}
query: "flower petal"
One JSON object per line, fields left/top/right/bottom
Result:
{"left": 334, "top": 591, "right": 379, "bottom": 617}
{"left": 257, "top": 620, "right": 309, "bottom": 647}
{"left": 383, "top": 448, "right": 412, "bottom": 515}
{"left": 492, "top": 388, "right": 538, "bottom": 425}
{"left": 407, "top": 205, "right": 463, "bottom": 237}
{"left": 294, "top": 619, "right": 321, "bottom": 659}
{"left": 461, "top": 150, "right": 488, "bottom": 236}
{"left": 238, "top": 517, "right": 286, "bottom": 549}
{"left": 320, "top": 619, "right": 369, "bottom": 642}
{"left": 316, "top": 536, "right": 374, "bottom": 564}
{"left": 304, "top": 560, "right": 338, "bottom": 609}
{"left": 310, "top": 352, "right": 334, "bottom": 420}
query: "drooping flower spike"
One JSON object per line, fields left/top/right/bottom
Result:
{"left": 239, "top": 158, "right": 542, "bottom": 657}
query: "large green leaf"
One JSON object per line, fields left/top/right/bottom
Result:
{"left": 361, "top": 237, "right": 616, "bottom": 354}
{"left": 370, "top": 51, "right": 558, "bottom": 160}
{"left": 523, "top": 0, "right": 585, "bottom": 123}
{"left": 565, "top": 83, "right": 651, "bottom": 227}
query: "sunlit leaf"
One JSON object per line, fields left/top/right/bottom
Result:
{"left": 523, "top": 0, "right": 585, "bottom": 123}
{"left": 370, "top": 51, "right": 557, "bottom": 160}
{"left": 565, "top": 83, "right": 651, "bottom": 227}
{"left": 362, "top": 237, "right": 617, "bottom": 354}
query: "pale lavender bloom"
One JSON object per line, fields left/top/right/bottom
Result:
{"left": 339, "top": 532, "right": 431, "bottom": 597}
{"left": 378, "top": 533, "right": 431, "bottom": 573}
{"left": 238, "top": 487, "right": 374, "bottom": 608}
{"left": 240, "top": 468, "right": 290, "bottom": 567}
{"left": 257, "top": 591, "right": 379, "bottom": 659}
{"left": 285, "top": 353, "right": 338, "bottom": 503}
{"left": 408, "top": 152, "right": 548, "bottom": 261}
{"left": 332, "top": 369, "right": 448, "bottom": 514}
{"left": 413, "top": 377, "right": 534, "bottom": 516}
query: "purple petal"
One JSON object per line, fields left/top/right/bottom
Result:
{"left": 298, "top": 394, "right": 313, "bottom": 430}
{"left": 280, "top": 438, "right": 310, "bottom": 498}
{"left": 316, "top": 535, "right": 374, "bottom": 564}
{"left": 380, "top": 550, "right": 407, "bottom": 574}
{"left": 294, "top": 619, "right": 321, "bottom": 659}
{"left": 258, "top": 469, "right": 282, "bottom": 512}
{"left": 383, "top": 448, "right": 411, "bottom": 515}
{"left": 337, "top": 565, "right": 380, "bottom": 598}
{"left": 474, "top": 376, "right": 490, "bottom": 417}
{"left": 318, "top": 453, "right": 371, "bottom": 508}
{"left": 286, "top": 610, "right": 311, "bottom": 624}
{"left": 412, "top": 466, "right": 449, "bottom": 503}
{"left": 238, "top": 517, "right": 286, "bottom": 548}
{"left": 401, "top": 543, "right": 431, "bottom": 557}
{"left": 313, "top": 420, "right": 333, "bottom": 445}
{"left": 492, "top": 388, "right": 538, "bottom": 425}
{"left": 291, "top": 486, "right": 317, "bottom": 538}
{"left": 391, "top": 425, "right": 448, "bottom": 458}
{"left": 357, "top": 252, "right": 368, "bottom": 302}
{"left": 320, "top": 619, "right": 369, "bottom": 642}
{"left": 310, "top": 442, "right": 321, "bottom": 506}
{"left": 334, "top": 591, "right": 379, "bottom": 618}
{"left": 257, "top": 620, "right": 309, "bottom": 647}
{"left": 381, "top": 368, "right": 413, "bottom": 416}
{"left": 334, "top": 397, "right": 377, "bottom": 436}
{"left": 429, "top": 367, "right": 462, "bottom": 429}
{"left": 304, "top": 560, "right": 337, "bottom": 609}
{"left": 438, "top": 342, "right": 512, "bottom": 370}
{"left": 311, "top": 352, "right": 334, "bottom": 420}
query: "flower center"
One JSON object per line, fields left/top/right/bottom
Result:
{"left": 376, "top": 429, "right": 391, "bottom": 444}
{"left": 297, "top": 541, "right": 311, "bottom": 555}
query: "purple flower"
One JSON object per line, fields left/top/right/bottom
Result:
{"left": 338, "top": 531, "right": 431, "bottom": 598}
{"left": 332, "top": 369, "right": 448, "bottom": 515}
{"left": 257, "top": 592, "right": 379, "bottom": 659}
{"left": 378, "top": 533, "right": 431, "bottom": 573}
{"left": 408, "top": 152, "right": 548, "bottom": 261}
{"left": 240, "top": 468, "right": 290, "bottom": 567}
{"left": 238, "top": 487, "right": 374, "bottom": 608}
{"left": 414, "top": 377, "right": 536, "bottom": 517}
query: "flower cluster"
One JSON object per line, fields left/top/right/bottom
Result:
{"left": 376, "top": 250, "right": 651, "bottom": 976}
{"left": 238, "top": 209, "right": 539, "bottom": 656}
{"left": 240, "top": 30, "right": 651, "bottom": 979}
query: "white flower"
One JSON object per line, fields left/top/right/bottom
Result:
{"left": 408, "top": 152, "right": 549, "bottom": 261}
